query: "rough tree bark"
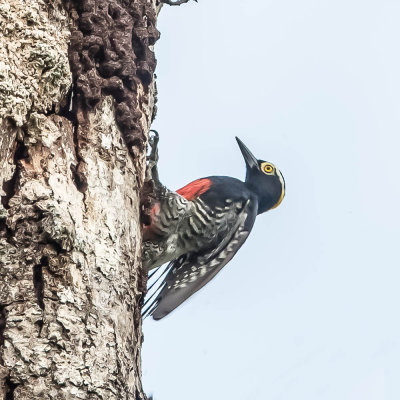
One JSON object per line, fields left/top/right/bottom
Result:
{"left": 0, "top": 0, "right": 160, "bottom": 398}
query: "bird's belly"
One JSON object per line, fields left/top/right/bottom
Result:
{"left": 142, "top": 226, "right": 218, "bottom": 271}
{"left": 142, "top": 199, "right": 231, "bottom": 270}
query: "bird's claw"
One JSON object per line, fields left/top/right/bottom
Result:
{"left": 160, "top": 0, "right": 197, "bottom": 6}
{"left": 146, "top": 129, "right": 161, "bottom": 187}
{"left": 148, "top": 129, "right": 159, "bottom": 150}
{"left": 147, "top": 130, "right": 159, "bottom": 166}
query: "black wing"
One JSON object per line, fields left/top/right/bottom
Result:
{"left": 143, "top": 198, "right": 258, "bottom": 320}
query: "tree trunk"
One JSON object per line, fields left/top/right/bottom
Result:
{"left": 0, "top": 0, "right": 159, "bottom": 398}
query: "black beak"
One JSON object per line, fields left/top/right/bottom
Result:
{"left": 236, "top": 137, "right": 258, "bottom": 169}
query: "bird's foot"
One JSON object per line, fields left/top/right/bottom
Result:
{"left": 160, "top": 0, "right": 197, "bottom": 6}
{"left": 147, "top": 129, "right": 159, "bottom": 165}
{"left": 146, "top": 129, "right": 161, "bottom": 187}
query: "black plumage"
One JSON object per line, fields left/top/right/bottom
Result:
{"left": 142, "top": 134, "right": 285, "bottom": 320}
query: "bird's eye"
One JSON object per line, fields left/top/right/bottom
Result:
{"left": 262, "top": 163, "right": 274, "bottom": 174}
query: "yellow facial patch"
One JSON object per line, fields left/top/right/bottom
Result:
{"left": 271, "top": 168, "right": 285, "bottom": 209}
{"left": 270, "top": 186, "right": 285, "bottom": 209}
{"left": 261, "top": 162, "right": 274, "bottom": 175}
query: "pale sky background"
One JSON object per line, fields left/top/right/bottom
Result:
{"left": 142, "top": 1, "right": 400, "bottom": 399}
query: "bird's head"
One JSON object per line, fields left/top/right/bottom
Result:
{"left": 236, "top": 137, "right": 285, "bottom": 214}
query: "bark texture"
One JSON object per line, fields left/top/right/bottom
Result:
{"left": 0, "top": 0, "right": 159, "bottom": 398}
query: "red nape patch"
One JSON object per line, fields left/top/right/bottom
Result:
{"left": 176, "top": 178, "right": 212, "bottom": 201}
{"left": 142, "top": 203, "right": 160, "bottom": 241}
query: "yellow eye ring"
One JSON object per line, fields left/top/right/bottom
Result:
{"left": 263, "top": 164, "right": 274, "bottom": 174}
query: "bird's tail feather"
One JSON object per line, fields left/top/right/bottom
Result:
{"left": 142, "top": 263, "right": 172, "bottom": 319}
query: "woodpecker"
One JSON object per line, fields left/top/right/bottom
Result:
{"left": 142, "top": 132, "right": 285, "bottom": 320}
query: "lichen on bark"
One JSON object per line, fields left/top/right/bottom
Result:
{"left": 0, "top": 0, "right": 160, "bottom": 398}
